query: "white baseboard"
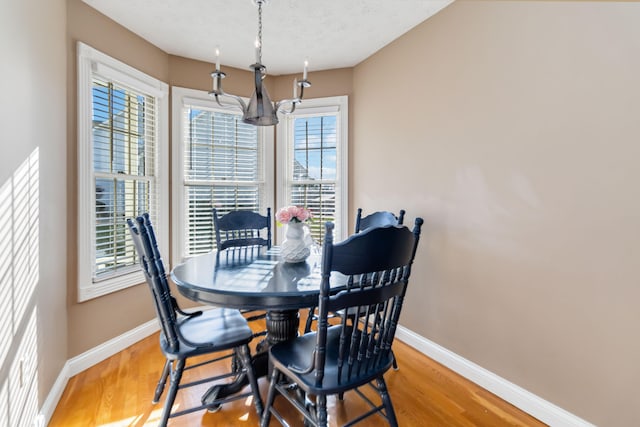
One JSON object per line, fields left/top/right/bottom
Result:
{"left": 395, "top": 325, "right": 595, "bottom": 427}
{"left": 37, "top": 362, "right": 69, "bottom": 426}
{"left": 38, "top": 318, "right": 160, "bottom": 426}
{"left": 68, "top": 319, "right": 160, "bottom": 377}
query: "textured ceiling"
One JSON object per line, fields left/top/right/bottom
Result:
{"left": 82, "top": 0, "right": 454, "bottom": 75}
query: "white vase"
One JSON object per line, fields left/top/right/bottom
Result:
{"left": 281, "top": 222, "right": 311, "bottom": 263}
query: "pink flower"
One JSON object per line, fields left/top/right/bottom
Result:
{"left": 276, "top": 206, "right": 312, "bottom": 224}
{"left": 276, "top": 208, "right": 292, "bottom": 223}
{"left": 294, "top": 206, "right": 311, "bottom": 222}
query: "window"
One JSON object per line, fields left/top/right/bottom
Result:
{"left": 77, "top": 42, "right": 168, "bottom": 302}
{"left": 277, "top": 96, "right": 348, "bottom": 244}
{"left": 172, "top": 90, "right": 345, "bottom": 257}
{"left": 172, "top": 87, "right": 274, "bottom": 261}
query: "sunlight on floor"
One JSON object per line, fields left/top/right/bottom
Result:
{"left": 97, "top": 407, "right": 165, "bottom": 427}
{"left": 97, "top": 415, "right": 142, "bottom": 427}
{"left": 93, "top": 392, "right": 262, "bottom": 426}
{"left": 237, "top": 394, "right": 253, "bottom": 421}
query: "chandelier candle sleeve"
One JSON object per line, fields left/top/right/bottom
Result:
{"left": 254, "top": 38, "right": 260, "bottom": 63}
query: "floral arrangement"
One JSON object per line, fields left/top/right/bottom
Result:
{"left": 275, "top": 205, "right": 312, "bottom": 224}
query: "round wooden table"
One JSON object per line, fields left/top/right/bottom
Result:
{"left": 170, "top": 245, "right": 347, "bottom": 406}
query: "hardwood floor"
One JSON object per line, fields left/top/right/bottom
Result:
{"left": 49, "top": 317, "right": 547, "bottom": 427}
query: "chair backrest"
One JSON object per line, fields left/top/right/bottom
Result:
{"left": 127, "top": 214, "right": 180, "bottom": 352}
{"left": 354, "top": 208, "right": 406, "bottom": 234}
{"left": 312, "top": 218, "right": 423, "bottom": 387}
{"left": 213, "top": 208, "right": 272, "bottom": 251}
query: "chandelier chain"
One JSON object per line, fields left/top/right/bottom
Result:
{"left": 257, "top": 1, "right": 263, "bottom": 63}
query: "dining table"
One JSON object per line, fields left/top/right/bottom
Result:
{"left": 170, "top": 245, "right": 348, "bottom": 406}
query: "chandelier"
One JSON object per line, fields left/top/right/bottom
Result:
{"left": 209, "top": 0, "right": 311, "bottom": 126}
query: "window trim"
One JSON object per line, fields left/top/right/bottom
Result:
{"left": 275, "top": 95, "right": 349, "bottom": 244}
{"left": 77, "top": 42, "right": 169, "bottom": 302}
{"left": 171, "top": 86, "right": 275, "bottom": 263}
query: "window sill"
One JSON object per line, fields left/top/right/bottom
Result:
{"left": 78, "top": 270, "right": 145, "bottom": 302}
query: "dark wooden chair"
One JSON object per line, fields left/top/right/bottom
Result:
{"left": 354, "top": 208, "right": 406, "bottom": 371}
{"left": 213, "top": 207, "right": 272, "bottom": 339}
{"left": 303, "top": 208, "right": 407, "bottom": 335}
{"left": 261, "top": 219, "right": 423, "bottom": 427}
{"left": 213, "top": 207, "right": 272, "bottom": 251}
{"left": 354, "top": 208, "right": 405, "bottom": 233}
{"left": 127, "top": 213, "right": 263, "bottom": 427}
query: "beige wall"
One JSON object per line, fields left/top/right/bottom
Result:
{"left": 353, "top": 1, "right": 640, "bottom": 426}
{"left": 169, "top": 54, "right": 256, "bottom": 95}
{"left": 66, "top": 0, "right": 170, "bottom": 356}
{"left": 0, "top": 0, "right": 67, "bottom": 420}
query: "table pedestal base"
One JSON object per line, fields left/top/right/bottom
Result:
{"left": 202, "top": 309, "right": 300, "bottom": 407}
{"left": 264, "top": 309, "right": 300, "bottom": 346}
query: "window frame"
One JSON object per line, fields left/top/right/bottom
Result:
{"left": 171, "top": 86, "right": 275, "bottom": 263}
{"left": 76, "top": 42, "right": 169, "bottom": 302}
{"left": 276, "top": 95, "right": 349, "bottom": 244}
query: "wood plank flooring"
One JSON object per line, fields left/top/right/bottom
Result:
{"left": 49, "top": 316, "right": 547, "bottom": 426}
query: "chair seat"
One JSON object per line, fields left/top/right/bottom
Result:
{"left": 269, "top": 325, "right": 394, "bottom": 395}
{"left": 160, "top": 308, "right": 254, "bottom": 359}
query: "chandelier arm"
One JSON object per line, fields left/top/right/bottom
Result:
{"left": 275, "top": 99, "right": 299, "bottom": 115}
{"left": 213, "top": 91, "right": 247, "bottom": 113}
{"left": 298, "top": 80, "right": 310, "bottom": 98}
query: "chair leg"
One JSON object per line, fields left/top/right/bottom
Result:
{"left": 159, "top": 359, "right": 185, "bottom": 427}
{"left": 391, "top": 350, "right": 399, "bottom": 371}
{"left": 303, "top": 393, "right": 316, "bottom": 427}
{"left": 153, "top": 359, "right": 171, "bottom": 403}
{"left": 238, "top": 344, "right": 263, "bottom": 418}
{"left": 230, "top": 348, "right": 241, "bottom": 375}
{"left": 304, "top": 307, "right": 315, "bottom": 333}
{"left": 260, "top": 368, "right": 281, "bottom": 427}
{"left": 376, "top": 376, "right": 398, "bottom": 427}
{"left": 316, "top": 394, "right": 327, "bottom": 427}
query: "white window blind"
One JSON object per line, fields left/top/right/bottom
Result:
{"left": 92, "top": 77, "right": 157, "bottom": 280}
{"left": 179, "top": 96, "right": 270, "bottom": 257}
{"left": 77, "top": 42, "right": 168, "bottom": 301}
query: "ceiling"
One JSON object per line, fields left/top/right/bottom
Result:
{"left": 82, "top": 0, "right": 454, "bottom": 76}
